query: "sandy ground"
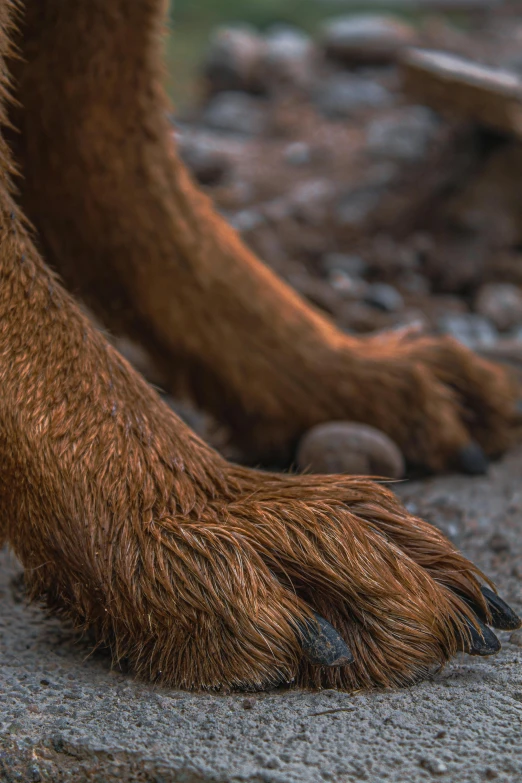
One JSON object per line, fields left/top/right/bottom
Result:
{"left": 1, "top": 448, "right": 522, "bottom": 783}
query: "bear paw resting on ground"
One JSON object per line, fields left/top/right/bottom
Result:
{"left": 0, "top": 0, "right": 519, "bottom": 691}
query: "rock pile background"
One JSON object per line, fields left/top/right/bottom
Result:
{"left": 172, "top": 1, "right": 522, "bottom": 352}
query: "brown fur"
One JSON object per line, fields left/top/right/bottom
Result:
{"left": 0, "top": 0, "right": 515, "bottom": 691}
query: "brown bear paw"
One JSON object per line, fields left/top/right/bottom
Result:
{"left": 343, "top": 333, "right": 521, "bottom": 473}
{"left": 100, "top": 469, "right": 521, "bottom": 691}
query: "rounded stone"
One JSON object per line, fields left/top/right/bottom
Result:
{"left": 366, "top": 106, "right": 440, "bottom": 163}
{"left": 316, "top": 74, "right": 393, "bottom": 119}
{"left": 437, "top": 313, "right": 498, "bottom": 349}
{"left": 178, "top": 135, "right": 229, "bottom": 185}
{"left": 321, "top": 14, "right": 415, "bottom": 65}
{"left": 203, "top": 92, "right": 267, "bottom": 136}
{"left": 263, "top": 25, "right": 316, "bottom": 89}
{"left": 365, "top": 282, "right": 404, "bottom": 312}
{"left": 322, "top": 253, "right": 368, "bottom": 278}
{"left": 284, "top": 141, "right": 312, "bottom": 166}
{"left": 297, "top": 422, "right": 405, "bottom": 478}
{"left": 475, "top": 283, "right": 522, "bottom": 332}
{"left": 204, "top": 26, "right": 266, "bottom": 94}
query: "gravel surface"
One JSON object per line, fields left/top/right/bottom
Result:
{"left": 1, "top": 447, "right": 522, "bottom": 782}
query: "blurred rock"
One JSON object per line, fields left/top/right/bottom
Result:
{"left": 335, "top": 183, "right": 386, "bottom": 228}
{"left": 262, "top": 197, "right": 294, "bottom": 223}
{"left": 390, "top": 310, "right": 430, "bottom": 333}
{"left": 322, "top": 14, "right": 416, "bottom": 65}
{"left": 367, "top": 234, "right": 424, "bottom": 278}
{"left": 203, "top": 92, "right": 268, "bottom": 135}
{"left": 401, "top": 49, "right": 522, "bottom": 139}
{"left": 283, "top": 141, "right": 313, "bottom": 166}
{"left": 217, "top": 178, "right": 256, "bottom": 209}
{"left": 328, "top": 269, "right": 368, "bottom": 297}
{"left": 420, "top": 295, "right": 468, "bottom": 327}
{"left": 297, "top": 422, "right": 405, "bottom": 478}
{"left": 322, "top": 253, "right": 368, "bottom": 278}
{"left": 414, "top": 497, "right": 465, "bottom": 544}
{"left": 488, "top": 531, "right": 510, "bottom": 553}
{"left": 420, "top": 758, "right": 448, "bottom": 776}
{"left": 476, "top": 337, "right": 522, "bottom": 371}
{"left": 424, "top": 235, "right": 489, "bottom": 294}
{"left": 366, "top": 106, "right": 440, "bottom": 162}
{"left": 229, "top": 208, "right": 266, "bottom": 234}
{"left": 263, "top": 25, "right": 317, "bottom": 90}
{"left": 400, "top": 272, "right": 431, "bottom": 295}
{"left": 204, "top": 26, "right": 266, "bottom": 94}
{"left": 316, "top": 74, "right": 393, "bottom": 119}
{"left": 438, "top": 313, "right": 498, "bottom": 348}
{"left": 475, "top": 283, "right": 522, "bottom": 332}
{"left": 365, "top": 282, "right": 404, "bottom": 312}
{"left": 289, "top": 179, "right": 337, "bottom": 225}
{"left": 178, "top": 134, "right": 230, "bottom": 185}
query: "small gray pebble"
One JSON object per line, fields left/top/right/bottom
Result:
{"left": 438, "top": 313, "right": 498, "bottom": 349}
{"left": 365, "top": 282, "right": 404, "bottom": 312}
{"left": 284, "top": 141, "right": 312, "bottom": 166}
{"left": 316, "top": 74, "right": 393, "bottom": 119}
{"left": 367, "top": 106, "right": 440, "bottom": 162}
{"left": 475, "top": 283, "right": 522, "bottom": 332}
{"left": 322, "top": 253, "right": 368, "bottom": 277}
{"left": 203, "top": 92, "right": 267, "bottom": 136}
{"left": 420, "top": 757, "right": 448, "bottom": 775}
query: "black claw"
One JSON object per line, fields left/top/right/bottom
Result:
{"left": 463, "top": 617, "right": 501, "bottom": 656}
{"left": 481, "top": 587, "right": 522, "bottom": 631}
{"left": 298, "top": 613, "right": 354, "bottom": 667}
{"left": 458, "top": 443, "right": 489, "bottom": 476}
{"left": 459, "top": 586, "right": 522, "bottom": 631}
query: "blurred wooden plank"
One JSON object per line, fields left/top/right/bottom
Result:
{"left": 401, "top": 49, "right": 522, "bottom": 138}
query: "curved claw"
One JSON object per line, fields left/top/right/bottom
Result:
{"left": 298, "top": 613, "right": 354, "bottom": 667}
{"left": 481, "top": 587, "right": 522, "bottom": 631}
{"left": 463, "top": 617, "right": 501, "bottom": 656}
{"left": 459, "top": 586, "right": 522, "bottom": 631}
{"left": 458, "top": 443, "right": 489, "bottom": 476}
